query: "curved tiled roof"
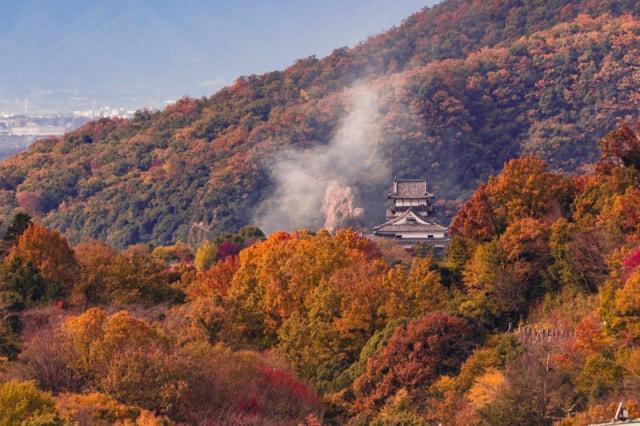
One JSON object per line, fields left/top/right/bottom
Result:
{"left": 374, "top": 223, "right": 447, "bottom": 233}
{"left": 373, "top": 209, "right": 447, "bottom": 233}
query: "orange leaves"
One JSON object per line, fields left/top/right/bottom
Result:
{"left": 450, "top": 184, "right": 498, "bottom": 241}
{"left": 189, "top": 229, "right": 438, "bottom": 391}
{"left": 23, "top": 307, "right": 322, "bottom": 423}
{"left": 330, "top": 257, "right": 389, "bottom": 337}
{"left": 8, "top": 223, "right": 79, "bottom": 297}
{"left": 214, "top": 230, "right": 386, "bottom": 348}
{"left": 499, "top": 217, "right": 549, "bottom": 263}
{"left": 334, "top": 228, "right": 382, "bottom": 260}
{"left": 59, "top": 308, "right": 165, "bottom": 378}
{"left": 611, "top": 270, "right": 640, "bottom": 340}
{"left": 461, "top": 217, "right": 553, "bottom": 320}
{"left": 383, "top": 257, "right": 448, "bottom": 321}
{"left": 187, "top": 255, "right": 239, "bottom": 301}
{"left": 487, "top": 157, "right": 567, "bottom": 223}
{"left": 100, "top": 311, "right": 164, "bottom": 355}
{"left": 466, "top": 368, "right": 506, "bottom": 410}
{"left": 571, "top": 313, "right": 613, "bottom": 358}
{"left": 55, "top": 392, "right": 155, "bottom": 425}
{"left": 602, "top": 188, "right": 640, "bottom": 238}
{"left": 560, "top": 399, "right": 640, "bottom": 426}
{"left": 598, "top": 123, "right": 640, "bottom": 171}
{"left": 30, "top": 308, "right": 185, "bottom": 416}
{"left": 452, "top": 157, "right": 571, "bottom": 243}
{"left": 73, "top": 240, "right": 117, "bottom": 305}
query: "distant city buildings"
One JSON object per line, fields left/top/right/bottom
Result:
{"left": 72, "top": 107, "right": 136, "bottom": 119}
{"left": 0, "top": 114, "right": 92, "bottom": 159}
{"left": 0, "top": 114, "right": 89, "bottom": 137}
{"left": 0, "top": 104, "right": 142, "bottom": 160}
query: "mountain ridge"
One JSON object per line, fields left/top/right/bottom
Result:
{"left": 2, "top": 0, "right": 640, "bottom": 247}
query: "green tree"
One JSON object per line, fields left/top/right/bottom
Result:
{"left": 3, "top": 212, "right": 32, "bottom": 244}
{"left": 0, "top": 255, "right": 48, "bottom": 309}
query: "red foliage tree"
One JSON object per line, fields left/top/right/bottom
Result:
{"left": 216, "top": 241, "right": 242, "bottom": 260}
{"left": 450, "top": 183, "right": 498, "bottom": 241}
{"left": 622, "top": 247, "right": 640, "bottom": 281}
{"left": 353, "top": 311, "right": 471, "bottom": 409}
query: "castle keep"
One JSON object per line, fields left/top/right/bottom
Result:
{"left": 372, "top": 178, "right": 449, "bottom": 249}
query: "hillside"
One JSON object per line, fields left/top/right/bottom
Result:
{"left": 2, "top": 0, "right": 640, "bottom": 247}
{"left": 3, "top": 123, "right": 640, "bottom": 424}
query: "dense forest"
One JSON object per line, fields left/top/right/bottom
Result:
{"left": 1, "top": 123, "right": 640, "bottom": 424}
{"left": 1, "top": 0, "right": 640, "bottom": 246}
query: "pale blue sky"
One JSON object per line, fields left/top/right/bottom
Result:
{"left": 0, "top": 0, "right": 441, "bottom": 113}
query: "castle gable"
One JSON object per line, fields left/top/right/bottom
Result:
{"left": 373, "top": 209, "right": 447, "bottom": 234}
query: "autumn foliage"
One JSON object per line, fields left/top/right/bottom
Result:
{"left": 1, "top": 117, "right": 640, "bottom": 424}
{"left": 2, "top": 1, "right": 640, "bottom": 423}
{"left": 353, "top": 312, "right": 471, "bottom": 409}
{"left": 8, "top": 223, "right": 79, "bottom": 299}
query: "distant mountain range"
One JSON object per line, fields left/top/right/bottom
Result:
{"left": 1, "top": 0, "right": 640, "bottom": 248}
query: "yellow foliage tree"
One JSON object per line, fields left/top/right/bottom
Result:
{"left": 194, "top": 241, "right": 217, "bottom": 272}
{"left": 612, "top": 270, "right": 640, "bottom": 339}
{"left": 466, "top": 368, "right": 506, "bottom": 409}
{"left": 0, "top": 380, "right": 60, "bottom": 426}
{"left": 383, "top": 257, "right": 448, "bottom": 320}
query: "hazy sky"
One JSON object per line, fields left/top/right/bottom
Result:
{"left": 0, "top": 0, "right": 441, "bottom": 114}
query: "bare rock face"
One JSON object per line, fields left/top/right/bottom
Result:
{"left": 322, "top": 180, "right": 364, "bottom": 233}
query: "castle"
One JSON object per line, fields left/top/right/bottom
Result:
{"left": 372, "top": 178, "right": 449, "bottom": 249}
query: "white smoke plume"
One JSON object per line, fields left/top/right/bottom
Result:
{"left": 255, "top": 85, "right": 389, "bottom": 234}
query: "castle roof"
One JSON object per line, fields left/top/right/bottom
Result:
{"left": 389, "top": 178, "right": 434, "bottom": 199}
{"left": 373, "top": 209, "right": 447, "bottom": 234}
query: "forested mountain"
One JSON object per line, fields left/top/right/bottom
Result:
{"left": 2, "top": 0, "right": 640, "bottom": 247}
{"left": 5, "top": 2, "right": 640, "bottom": 423}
